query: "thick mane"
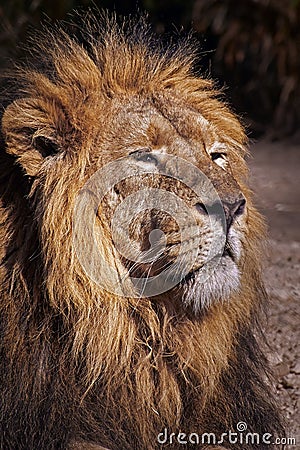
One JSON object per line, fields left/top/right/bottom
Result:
{"left": 1, "top": 13, "right": 246, "bottom": 148}
{"left": 0, "top": 13, "right": 283, "bottom": 450}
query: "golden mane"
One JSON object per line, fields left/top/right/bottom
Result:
{"left": 0, "top": 13, "right": 283, "bottom": 450}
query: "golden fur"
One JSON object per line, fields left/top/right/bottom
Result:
{"left": 0, "top": 13, "right": 283, "bottom": 450}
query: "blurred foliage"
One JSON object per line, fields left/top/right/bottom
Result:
{"left": 0, "top": 0, "right": 299, "bottom": 136}
{"left": 192, "top": 0, "right": 300, "bottom": 135}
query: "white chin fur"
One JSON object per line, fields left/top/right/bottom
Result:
{"left": 182, "top": 256, "right": 241, "bottom": 311}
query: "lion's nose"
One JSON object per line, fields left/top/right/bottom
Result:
{"left": 194, "top": 195, "right": 246, "bottom": 231}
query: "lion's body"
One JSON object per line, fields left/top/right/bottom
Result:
{"left": 0, "top": 14, "right": 283, "bottom": 450}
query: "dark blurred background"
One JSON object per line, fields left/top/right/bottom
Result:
{"left": 0, "top": 0, "right": 300, "bottom": 138}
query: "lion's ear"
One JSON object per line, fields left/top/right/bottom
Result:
{"left": 2, "top": 99, "right": 59, "bottom": 176}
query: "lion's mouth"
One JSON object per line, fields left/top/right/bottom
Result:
{"left": 120, "top": 230, "right": 241, "bottom": 303}
{"left": 124, "top": 233, "right": 237, "bottom": 281}
{"left": 181, "top": 240, "right": 236, "bottom": 281}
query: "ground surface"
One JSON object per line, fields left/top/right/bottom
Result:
{"left": 249, "top": 138, "right": 299, "bottom": 448}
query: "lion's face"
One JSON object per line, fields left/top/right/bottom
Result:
{"left": 75, "top": 95, "right": 249, "bottom": 310}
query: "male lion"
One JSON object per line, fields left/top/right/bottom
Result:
{"left": 0, "top": 13, "right": 283, "bottom": 450}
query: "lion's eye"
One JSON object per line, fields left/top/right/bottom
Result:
{"left": 33, "top": 135, "right": 59, "bottom": 158}
{"left": 210, "top": 152, "right": 228, "bottom": 169}
{"left": 130, "top": 149, "right": 157, "bottom": 165}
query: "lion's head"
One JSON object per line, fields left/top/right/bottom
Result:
{"left": 1, "top": 16, "right": 252, "bottom": 312}
{"left": 0, "top": 14, "right": 282, "bottom": 450}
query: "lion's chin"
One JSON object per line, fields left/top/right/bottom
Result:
{"left": 181, "top": 255, "right": 241, "bottom": 311}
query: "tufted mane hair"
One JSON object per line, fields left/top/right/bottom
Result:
{"left": 0, "top": 12, "right": 283, "bottom": 450}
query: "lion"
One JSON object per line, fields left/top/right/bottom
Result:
{"left": 0, "top": 13, "right": 283, "bottom": 450}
